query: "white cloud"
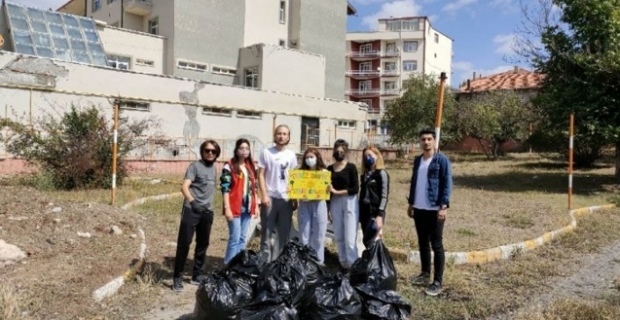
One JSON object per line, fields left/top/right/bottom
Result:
{"left": 452, "top": 61, "right": 514, "bottom": 85}
{"left": 10, "top": 0, "right": 66, "bottom": 10}
{"left": 441, "top": 0, "right": 478, "bottom": 13}
{"left": 361, "top": 0, "right": 423, "bottom": 30}
{"left": 493, "top": 33, "right": 516, "bottom": 55}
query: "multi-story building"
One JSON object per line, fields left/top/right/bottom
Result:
{"left": 345, "top": 17, "right": 453, "bottom": 141}
{"left": 58, "top": 0, "right": 356, "bottom": 100}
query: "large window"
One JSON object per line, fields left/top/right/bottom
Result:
{"left": 403, "top": 41, "right": 418, "bottom": 52}
{"left": 403, "top": 60, "right": 418, "bottom": 71}
{"left": 148, "top": 17, "right": 159, "bottom": 35}
{"left": 245, "top": 67, "right": 259, "bottom": 88}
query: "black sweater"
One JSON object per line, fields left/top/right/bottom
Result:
{"left": 327, "top": 162, "right": 359, "bottom": 196}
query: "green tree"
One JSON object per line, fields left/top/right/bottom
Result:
{"left": 382, "top": 74, "right": 460, "bottom": 146}
{"left": 3, "top": 104, "right": 161, "bottom": 190}
{"left": 457, "top": 90, "right": 535, "bottom": 159}
{"left": 515, "top": 0, "right": 620, "bottom": 181}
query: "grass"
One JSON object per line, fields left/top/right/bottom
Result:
{"left": 514, "top": 297, "right": 620, "bottom": 320}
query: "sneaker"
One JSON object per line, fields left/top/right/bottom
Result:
{"left": 190, "top": 274, "right": 205, "bottom": 286}
{"left": 425, "top": 281, "right": 442, "bottom": 296}
{"left": 410, "top": 272, "right": 430, "bottom": 286}
{"left": 172, "top": 277, "right": 184, "bottom": 292}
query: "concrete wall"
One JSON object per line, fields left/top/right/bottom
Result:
{"left": 98, "top": 25, "right": 165, "bottom": 74}
{"left": 244, "top": 0, "right": 289, "bottom": 47}
{"left": 0, "top": 52, "right": 367, "bottom": 158}
{"left": 296, "top": 0, "right": 347, "bottom": 100}
{"left": 424, "top": 20, "right": 453, "bottom": 87}
{"left": 172, "top": 0, "right": 244, "bottom": 85}
{"left": 89, "top": 0, "right": 144, "bottom": 31}
{"left": 258, "top": 44, "right": 326, "bottom": 98}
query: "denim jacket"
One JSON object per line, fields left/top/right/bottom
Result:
{"left": 407, "top": 152, "right": 452, "bottom": 208}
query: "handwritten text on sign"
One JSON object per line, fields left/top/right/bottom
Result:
{"left": 287, "top": 170, "right": 331, "bottom": 200}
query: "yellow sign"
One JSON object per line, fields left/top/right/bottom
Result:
{"left": 287, "top": 170, "right": 331, "bottom": 200}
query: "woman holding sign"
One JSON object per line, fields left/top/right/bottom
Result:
{"left": 327, "top": 139, "right": 359, "bottom": 272}
{"left": 359, "top": 146, "right": 390, "bottom": 248}
{"left": 297, "top": 148, "right": 329, "bottom": 265}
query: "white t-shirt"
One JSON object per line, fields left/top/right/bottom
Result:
{"left": 414, "top": 157, "right": 439, "bottom": 210}
{"left": 258, "top": 146, "right": 298, "bottom": 199}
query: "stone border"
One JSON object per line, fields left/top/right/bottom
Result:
{"left": 389, "top": 204, "right": 617, "bottom": 265}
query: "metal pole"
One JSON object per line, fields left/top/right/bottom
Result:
{"left": 528, "top": 123, "right": 533, "bottom": 159}
{"left": 434, "top": 72, "right": 448, "bottom": 150}
{"left": 111, "top": 101, "right": 120, "bottom": 206}
{"left": 568, "top": 113, "right": 574, "bottom": 210}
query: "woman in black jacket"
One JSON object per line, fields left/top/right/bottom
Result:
{"left": 359, "top": 145, "right": 390, "bottom": 248}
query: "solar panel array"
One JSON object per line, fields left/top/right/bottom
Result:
{"left": 4, "top": 2, "right": 108, "bottom": 66}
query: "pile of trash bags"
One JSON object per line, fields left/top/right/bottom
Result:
{"left": 193, "top": 238, "right": 412, "bottom": 320}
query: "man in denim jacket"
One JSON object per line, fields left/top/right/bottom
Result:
{"left": 407, "top": 129, "right": 453, "bottom": 296}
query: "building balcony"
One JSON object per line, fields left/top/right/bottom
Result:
{"left": 347, "top": 50, "right": 381, "bottom": 60}
{"left": 367, "top": 107, "right": 382, "bottom": 114}
{"left": 124, "top": 0, "right": 153, "bottom": 16}
{"left": 381, "top": 89, "right": 400, "bottom": 96}
{"left": 346, "top": 70, "right": 381, "bottom": 78}
{"left": 380, "top": 70, "right": 399, "bottom": 77}
{"left": 346, "top": 89, "right": 381, "bottom": 97}
{"left": 382, "top": 50, "right": 400, "bottom": 58}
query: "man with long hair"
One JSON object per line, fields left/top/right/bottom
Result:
{"left": 257, "top": 125, "right": 298, "bottom": 262}
{"left": 172, "top": 139, "right": 220, "bottom": 292}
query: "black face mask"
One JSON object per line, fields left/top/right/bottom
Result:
{"left": 333, "top": 151, "right": 345, "bottom": 161}
{"left": 201, "top": 159, "right": 215, "bottom": 166}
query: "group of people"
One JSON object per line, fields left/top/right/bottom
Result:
{"left": 170, "top": 125, "right": 452, "bottom": 297}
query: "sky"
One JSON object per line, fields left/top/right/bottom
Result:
{"left": 12, "top": 0, "right": 529, "bottom": 89}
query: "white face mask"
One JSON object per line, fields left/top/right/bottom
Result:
{"left": 305, "top": 157, "right": 317, "bottom": 168}
{"left": 237, "top": 150, "right": 249, "bottom": 158}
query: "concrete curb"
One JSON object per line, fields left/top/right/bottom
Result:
{"left": 389, "top": 204, "right": 616, "bottom": 265}
{"left": 92, "top": 192, "right": 182, "bottom": 302}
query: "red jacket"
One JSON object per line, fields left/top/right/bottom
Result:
{"left": 220, "top": 159, "right": 258, "bottom": 217}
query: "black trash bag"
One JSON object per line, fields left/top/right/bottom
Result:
{"left": 226, "top": 249, "right": 264, "bottom": 278}
{"left": 301, "top": 274, "right": 363, "bottom": 320}
{"left": 254, "top": 255, "right": 307, "bottom": 307}
{"left": 193, "top": 270, "right": 255, "bottom": 320}
{"left": 236, "top": 299, "right": 299, "bottom": 320}
{"left": 297, "top": 243, "right": 326, "bottom": 286}
{"left": 349, "top": 240, "right": 397, "bottom": 291}
{"left": 354, "top": 283, "right": 412, "bottom": 320}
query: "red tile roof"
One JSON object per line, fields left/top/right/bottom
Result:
{"left": 459, "top": 67, "right": 544, "bottom": 93}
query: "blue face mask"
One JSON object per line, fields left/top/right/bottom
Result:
{"left": 364, "top": 155, "right": 375, "bottom": 167}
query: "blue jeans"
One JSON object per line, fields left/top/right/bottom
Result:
{"left": 298, "top": 200, "right": 328, "bottom": 264}
{"left": 224, "top": 212, "right": 251, "bottom": 264}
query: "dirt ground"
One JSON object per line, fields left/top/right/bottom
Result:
{"left": 0, "top": 185, "right": 145, "bottom": 319}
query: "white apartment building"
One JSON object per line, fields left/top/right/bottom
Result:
{"left": 346, "top": 17, "right": 453, "bottom": 142}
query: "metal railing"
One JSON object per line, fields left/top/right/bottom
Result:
{"left": 346, "top": 89, "right": 381, "bottom": 96}
{"left": 346, "top": 70, "right": 400, "bottom": 77}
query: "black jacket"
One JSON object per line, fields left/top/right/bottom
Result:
{"left": 359, "top": 169, "right": 390, "bottom": 217}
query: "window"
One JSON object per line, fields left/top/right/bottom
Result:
{"left": 92, "top": 0, "right": 101, "bottom": 12}
{"left": 120, "top": 100, "right": 150, "bottom": 111}
{"left": 383, "top": 81, "right": 396, "bottom": 91}
{"left": 403, "top": 41, "right": 418, "bottom": 52}
{"left": 338, "top": 120, "right": 356, "bottom": 128}
{"left": 384, "top": 61, "right": 397, "bottom": 71}
{"left": 136, "top": 58, "right": 154, "bottom": 67}
{"left": 212, "top": 66, "right": 236, "bottom": 76}
{"left": 386, "top": 21, "right": 400, "bottom": 31}
{"left": 401, "top": 19, "right": 420, "bottom": 31}
{"left": 202, "top": 107, "right": 232, "bottom": 116}
{"left": 434, "top": 33, "right": 439, "bottom": 43}
{"left": 237, "top": 110, "right": 261, "bottom": 119}
{"left": 148, "top": 17, "right": 159, "bottom": 35}
{"left": 385, "top": 42, "right": 397, "bottom": 54}
{"left": 359, "top": 62, "right": 371, "bottom": 71}
{"left": 279, "top": 0, "right": 286, "bottom": 24}
{"left": 177, "top": 60, "right": 208, "bottom": 71}
{"left": 403, "top": 60, "right": 417, "bottom": 71}
{"left": 359, "top": 43, "right": 373, "bottom": 53}
{"left": 279, "top": 39, "right": 286, "bottom": 47}
{"left": 359, "top": 99, "right": 372, "bottom": 108}
{"left": 245, "top": 67, "right": 258, "bottom": 88}
{"left": 108, "top": 54, "right": 130, "bottom": 70}
{"left": 359, "top": 80, "right": 371, "bottom": 91}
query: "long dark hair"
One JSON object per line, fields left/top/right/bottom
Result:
{"left": 300, "top": 147, "right": 326, "bottom": 170}
{"left": 231, "top": 138, "right": 255, "bottom": 174}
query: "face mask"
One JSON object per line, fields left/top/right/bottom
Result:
{"left": 305, "top": 157, "right": 317, "bottom": 167}
{"left": 364, "top": 155, "right": 375, "bottom": 167}
{"left": 237, "top": 150, "right": 249, "bottom": 158}
{"left": 333, "top": 151, "right": 345, "bottom": 161}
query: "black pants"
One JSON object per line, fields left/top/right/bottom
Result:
{"left": 413, "top": 208, "right": 445, "bottom": 284}
{"left": 359, "top": 203, "right": 382, "bottom": 249}
{"left": 173, "top": 205, "right": 214, "bottom": 279}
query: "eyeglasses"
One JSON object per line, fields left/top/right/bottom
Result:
{"left": 203, "top": 149, "right": 217, "bottom": 154}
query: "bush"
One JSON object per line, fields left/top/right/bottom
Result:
{"left": 3, "top": 104, "right": 159, "bottom": 190}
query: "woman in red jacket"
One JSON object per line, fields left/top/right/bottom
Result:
{"left": 220, "top": 138, "right": 259, "bottom": 264}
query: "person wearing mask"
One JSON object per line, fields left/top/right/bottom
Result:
{"left": 407, "top": 129, "right": 453, "bottom": 297}
{"left": 172, "top": 139, "right": 220, "bottom": 292}
{"left": 258, "top": 124, "right": 298, "bottom": 262}
{"left": 359, "top": 146, "right": 390, "bottom": 249}
{"left": 327, "top": 139, "right": 359, "bottom": 272}
{"left": 297, "top": 147, "right": 329, "bottom": 265}
{"left": 220, "top": 138, "right": 259, "bottom": 265}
